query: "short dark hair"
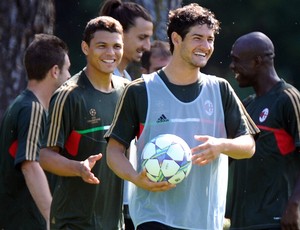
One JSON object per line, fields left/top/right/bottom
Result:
{"left": 82, "top": 16, "right": 123, "bottom": 45}
{"left": 167, "top": 3, "right": 220, "bottom": 53}
{"left": 99, "top": 0, "right": 152, "bottom": 32}
{"left": 24, "top": 33, "right": 68, "bottom": 81}
{"left": 141, "top": 40, "right": 171, "bottom": 71}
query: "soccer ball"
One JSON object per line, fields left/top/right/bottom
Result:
{"left": 141, "top": 134, "right": 192, "bottom": 184}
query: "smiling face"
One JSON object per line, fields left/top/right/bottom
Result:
{"left": 230, "top": 42, "right": 258, "bottom": 88}
{"left": 82, "top": 30, "right": 123, "bottom": 76}
{"left": 175, "top": 24, "right": 215, "bottom": 69}
{"left": 122, "top": 17, "right": 153, "bottom": 65}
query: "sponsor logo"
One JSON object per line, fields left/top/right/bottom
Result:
{"left": 157, "top": 114, "right": 169, "bottom": 123}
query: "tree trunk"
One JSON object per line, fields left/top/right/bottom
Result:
{"left": 0, "top": 0, "right": 55, "bottom": 120}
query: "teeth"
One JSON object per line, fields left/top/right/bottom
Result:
{"left": 103, "top": 59, "right": 114, "bottom": 63}
{"left": 194, "top": 52, "right": 206, "bottom": 57}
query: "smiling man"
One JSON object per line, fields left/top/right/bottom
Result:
{"left": 104, "top": 3, "right": 259, "bottom": 230}
{"left": 100, "top": 0, "right": 153, "bottom": 80}
{"left": 39, "top": 16, "right": 129, "bottom": 230}
{"left": 227, "top": 31, "right": 300, "bottom": 230}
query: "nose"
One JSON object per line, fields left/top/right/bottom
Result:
{"left": 143, "top": 38, "right": 151, "bottom": 51}
{"left": 106, "top": 46, "right": 115, "bottom": 54}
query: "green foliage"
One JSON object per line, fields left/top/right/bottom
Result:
{"left": 182, "top": 0, "right": 300, "bottom": 97}
{"left": 54, "top": 0, "right": 300, "bottom": 98}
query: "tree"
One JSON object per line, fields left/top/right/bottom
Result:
{"left": 0, "top": 0, "right": 55, "bottom": 120}
{"left": 131, "top": 0, "right": 182, "bottom": 41}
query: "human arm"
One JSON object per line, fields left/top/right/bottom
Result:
{"left": 280, "top": 86, "right": 300, "bottom": 229}
{"left": 281, "top": 171, "right": 300, "bottom": 230}
{"left": 191, "top": 134, "right": 255, "bottom": 165}
{"left": 21, "top": 161, "right": 52, "bottom": 229}
{"left": 40, "top": 147, "right": 102, "bottom": 184}
{"left": 107, "top": 138, "right": 175, "bottom": 192}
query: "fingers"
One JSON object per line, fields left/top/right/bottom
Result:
{"left": 89, "top": 153, "right": 102, "bottom": 162}
{"left": 79, "top": 155, "right": 102, "bottom": 184}
{"left": 137, "top": 169, "right": 176, "bottom": 192}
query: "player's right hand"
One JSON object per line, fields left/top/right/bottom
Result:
{"left": 79, "top": 153, "right": 102, "bottom": 184}
{"left": 134, "top": 169, "right": 176, "bottom": 192}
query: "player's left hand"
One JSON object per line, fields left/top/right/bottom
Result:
{"left": 191, "top": 135, "right": 222, "bottom": 165}
{"left": 281, "top": 201, "right": 300, "bottom": 230}
{"left": 79, "top": 153, "right": 102, "bottom": 184}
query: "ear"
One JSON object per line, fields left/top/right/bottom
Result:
{"left": 254, "top": 55, "right": 263, "bottom": 67}
{"left": 81, "top": 41, "right": 89, "bottom": 55}
{"left": 50, "top": 65, "right": 60, "bottom": 79}
{"left": 171, "top": 32, "right": 181, "bottom": 48}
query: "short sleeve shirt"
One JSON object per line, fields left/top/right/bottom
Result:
{"left": 0, "top": 89, "right": 46, "bottom": 229}
{"left": 42, "top": 70, "right": 128, "bottom": 230}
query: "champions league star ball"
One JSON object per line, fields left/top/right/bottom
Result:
{"left": 141, "top": 134, "right": 192, "bottom": 184}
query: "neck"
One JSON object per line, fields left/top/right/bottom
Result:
{"left": 254, "top": 69, "right": 280, "bottom": 96}
{"left": 117, "top": 58, "right": 129, "bottom": 76}
{"left": 27, "top": 80, "right": 54, "bottom": 110}
{"left": 84, "top": 67, "right": 113, "bottom": 93}
{"left": 163, "top": 59, "right": 200, "bottom": 85}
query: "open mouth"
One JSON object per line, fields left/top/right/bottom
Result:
{"left": 102, "top": 59, "right": 115, "bottom": 63}
{"left": 194, "top": 51, "right": 206, "bottom": 57}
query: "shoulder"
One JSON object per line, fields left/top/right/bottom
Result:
{"left": 124, "top": 77, "right": 146, "bottom": 95}
{"left": 111, "top": 74, "right": 131, "bottom": 90}
{"left": 201, "top": 73, "right": 230, "bottom": 87}
{"left": 280, "top": 80, "right": 300, "bottom": 99}
{"left": 53, "top": 74, "right": 81, "bottom": 99}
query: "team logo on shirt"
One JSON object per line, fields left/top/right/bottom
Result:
{"left": 259, "top": 108, "right": 269, "bottom": 123}
{"left": 204, "top": 100, "right": 213, "bottom": 116}
{"left": 89, "top": 108, "right": 96, "bottom": 117}
{"left": 88, "top": 108, "right": 100, "bottom": 124}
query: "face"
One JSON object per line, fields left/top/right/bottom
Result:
{"left": 57, "top": 54, "right": 71, "bottom": 87}
{"left": 176, "top": 24, "right": 215, "bottom": 69}
{"left": 123, "top": 17, "right": 153, "bottom": 64}
{"left": 149, "top": 51, "right": 171, "bottom": 73}
{"left": 230, "top": 43, "right": 257, "bottom": 88}
{"left": 82, "top": 30, "right": 123, "bottom": 75}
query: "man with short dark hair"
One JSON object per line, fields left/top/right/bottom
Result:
{"left": 40, "top": 16, "right": 128, "bottom": 230}
{"left": 105, "top": 4, "right": 259, "bottom": 229}
{"left": 0, "top": 33, "right": 70, "bottom": 230}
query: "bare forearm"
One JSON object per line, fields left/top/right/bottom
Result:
{"left": 107, "top": 138, "right": 138, "bottom": 183}
{"left": 221, "top": 134, "right": 255, "bottom": 159}
{"left": 40, "top": 148, "right": 81, "bottom": 177}
{"left": 22, "top": 161, "right": 52, "bottom": 223}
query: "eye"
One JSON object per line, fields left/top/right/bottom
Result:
{"left": 208, "top": 38, "right": 214, "bottom": 43}
{"left": 97, "top": 44, "right": 106, "bottom": 49}
{"left": 114, "top": 44, "right": 122, "bottom": 50}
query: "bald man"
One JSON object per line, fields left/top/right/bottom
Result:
{"left": 226, "top": 31, "right": 300, "bottom": 229}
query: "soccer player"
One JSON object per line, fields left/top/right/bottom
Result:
{"left": 39, "top": 16, "right": 129, "bottom": 229}
{"left": 140, "top": 40, "right": 171, "bottom": 74}
{"left": 226, "top": 31, "right": 300, "bottom": 230}
{"left": 0, "top": 34, "right": 70, "bottom": 230}
{"left": 105, "top": 3, "right": 259, "bottom": 230}
{"left": 99, "top": 0, "right": 153, "bottom": 80}
{"left": 100, "top": 1, "right": 153, "bottom": 229}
